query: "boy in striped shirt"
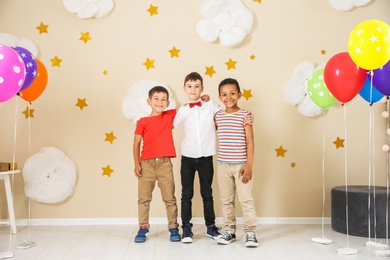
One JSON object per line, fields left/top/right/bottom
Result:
{"left": 214, "top": 78, "right": 258, "bottom": 247}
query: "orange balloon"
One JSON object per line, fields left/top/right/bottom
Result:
{"left": 19, "top": 58, "right": 48, "bottom": 102}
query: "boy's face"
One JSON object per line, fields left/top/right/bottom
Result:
{"left": 183, "top": 79, "right": 203, "bottom": 102}
{"left": 147, "top": 92, "right": 169, "bottom": 113}
{"left": 218, "top": 84, "right": 241, "bottom": 108}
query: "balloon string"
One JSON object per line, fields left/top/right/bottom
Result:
{"left": 368, "top": 101, "right": 372, "bottom": 242}
{"left": 321, "top": 110, "right": 327, "bottom": 238}
{"left": 344, "top": 104, "right": 350, "bottom": 248}
{"left": 386, "top": 98, "right": 389, "bottom": 245}
{"left": 9, "top": 97, "right": 18, "bottom": 252}
{"left": 27, "top": 102, "right": 32, "bottom": 241}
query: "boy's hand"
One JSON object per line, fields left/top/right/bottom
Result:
{"left": 245, "top": 111, "right": 254, "bottom": 125}
{"left": 134, "top": 164, "right": 142, "bottom": 177}
{"left": 201, "top": 94, "right": 210, "bottom": 102}
{"left": 239, "top": 165, "right": 253, "bottom": 183}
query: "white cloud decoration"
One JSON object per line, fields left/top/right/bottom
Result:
{"left": 0, "top": 32, "right": 38, "bottom": 57}
{"left": 284, "top": 61, "right": 326, "bottom": 117}
{"left": 196, "top": 0, "right": 253, "bottom": 48}
{"left": 122, "top": 79, "right": 177, "bottom": 124}
{"left": 22, "top": 147, "right": 78, "bottom": 204}
{"left": 63, "top": 0, "right": 114, "bottom": 19}
{"left": 328, "top": 0, "right": 370, "bottom": 11}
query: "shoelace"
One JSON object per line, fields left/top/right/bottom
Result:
{"left": 222, "top": 232, "right": 233, "bottom": 240}
{"left": 183, "top": 227, "right": 193, "bottom": 237}
{"left": 209, "top": 225, "right": 221, "bottom": 236}
{"left": 246, "top": 233, "right": 256, "bottom": 242}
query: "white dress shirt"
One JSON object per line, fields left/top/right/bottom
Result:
{"left": 173, "top": 99, "right": 221, "bottom": 158}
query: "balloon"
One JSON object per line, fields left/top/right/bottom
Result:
{"left": 11, "top": 46, "right": 37, "bottom": 91}
{"left": 348, "top": 19, "right": 390, "bottom": 70}
{"left": 0, "top": 45, "right": 26, "bottom": 102}
{"left": 307, "top": 68, "right": 337, "bottom": 109}
{"left": 358, "top": 76, "right": 384, "bottom": 104}
{"left": 368, "top": 60, "right": 390, "bottom": 96}
{"left": 324, "top": 52, "right": 366, "bottom": 103}
{"left": 19, "top": 58, "right": 48, "bottom": 102}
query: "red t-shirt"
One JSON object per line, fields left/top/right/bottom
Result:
{"left": 135, "top": 109, "right": 176, "bottom": 160}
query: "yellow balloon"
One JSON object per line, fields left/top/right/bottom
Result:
{"left": 348, "top": 19, "right": 390, "bottom": 70}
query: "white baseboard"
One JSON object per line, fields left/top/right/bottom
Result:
{"left": 1, "top": 217, "right": 332, "bottom": 226}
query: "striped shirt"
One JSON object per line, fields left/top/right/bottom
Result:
{"left": 215, "top": 109, "right": 249, "bottom": 164}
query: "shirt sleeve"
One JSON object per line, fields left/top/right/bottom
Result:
{"left": 243, "top": 110, "right": 250, "bottom": 126}
{"left": 173, "top": 107, "right": 183, "bottom": 129}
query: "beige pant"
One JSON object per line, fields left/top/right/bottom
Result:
{"left": 217, "top": 163, "right": 257, "bottom": 233}
{"left": 138, "top": 157, "right": 178, "bottom": 229}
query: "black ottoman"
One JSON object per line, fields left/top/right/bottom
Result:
{"left": 331, "top": 185, "right": 390, "bottom": 238}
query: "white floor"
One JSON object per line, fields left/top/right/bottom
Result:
{"left": 0, "top": 224, "right": 389, "bottom": 260}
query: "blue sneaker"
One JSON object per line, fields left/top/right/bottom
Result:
{"left": 169, "top": 228, "right": 181, "bottom": 242}
{"left": 207, "top": 224, "right": 222, "bottom": 240}
{"left": 134, "top": 225, "right": 149, "bottom": 243}
{"left": 182, "top": 223, "right": 194, "bottom": 243}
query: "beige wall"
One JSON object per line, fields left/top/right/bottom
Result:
{"left": 0, "top": 0, "right": 389, "bottom": 221}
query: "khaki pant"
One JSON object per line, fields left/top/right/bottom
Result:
{"left": 138, "top": 157, "right": 178, "bottom": 229}
{"left": 217, "top": 163, "right": 257, "bottom": 233}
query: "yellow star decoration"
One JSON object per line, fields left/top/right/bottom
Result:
{"left": 50, "top": 55, "right": 62, "bottom": 67}
{"left": 225, "top": 58, "right": 237, "bottom": 70}
{"left": 250, "top": 55, "right": 256, "bottom": 60}
{"left": 242, "top": 89, "right": 253, "bottom": 100}
{"left": 103, "top": 70, "right": 108, "bottom": 75}
{"left": 169, "top": 46, "right": 180, "bottom": 58}
{"left": 102, "top": 165, "right": 114, "bottom": 177}
{"left": 205, "top": 66, "right": 216, "bottom": 77}
{"left": 75, "top": 98, "right": 88, "bottom": 110}
{"left": 275, "top": 145, "right": 287, "bottom": 157}
{"left": 253, "top": 0, "right": 261, "bottom": 3}
{"left": 80, "top": 32, "right": 92, "bottom": 44}
{"left": 36, "top": 22, "right": 48, "bottom": 34}
{"left": 147, "top": 4, "right": 158, "bottom": 16}
{"left": 321, "top": 49, "right": 326, "bottom": 55}
{"left": 22, "top": 106, "right": 34, "bottom": 119}
{"left": 333, "top": 137, "right": 345, "bottom": 149}
{"left": 143, "top": 58, "right": 155, "bottom": 70}
{"left": 105, "top": 132, "right": 117, "bottom": 144}
{"left": 291, "top": 162, "right": 296, "bottom": 168}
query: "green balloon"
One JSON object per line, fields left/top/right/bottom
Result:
{"left": 308, "top": 69, "right": 336, "bottom": 109}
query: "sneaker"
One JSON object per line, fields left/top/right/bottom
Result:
{"left": 134, "top": 225, "right": 149, "bottom": 243}
{"left": 244, "top": 232, "right": 259, "bottom": 247}
{"left": 181, "top": 224, "right": 194, "bottom": 243}
{"left": 169, "top": 228, "right": 181, "bottom": 242}
{"left": 217, "top": 231, "right": 236, "bottom": 245}
{"left": 206, "top": 225, "right": 222, "bottom": 240}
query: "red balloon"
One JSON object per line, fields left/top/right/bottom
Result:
{"left": 324, "top": 52, "right": 367, "bottom": 103}
{"left": 19, "top": 58, "right": 48, "bottom": 103}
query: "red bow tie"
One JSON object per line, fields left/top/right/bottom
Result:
{"left": 189, "top": 101, "right": 202, "bottom": 108}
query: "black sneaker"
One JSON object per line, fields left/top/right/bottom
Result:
{"left": 244, "top": 232, "right": 259, "bottom": 247}
{"left": 206, "top": 225, "right": 222, "bottom": 240}
{"left": 217, "top": 231, "right": 236, "bottom": 245}
{"left": 182, "top": 224, "right": 194, "bottom": 243}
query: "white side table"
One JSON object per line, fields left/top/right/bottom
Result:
{"left": 0, "top": 169, "right": 21, "bottom": 234}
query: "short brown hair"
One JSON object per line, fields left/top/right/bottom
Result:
{"left": 148, "top": 86, "right": 169, "bottom": 99}
{"left": 184, "top": 72, "right": 203, "bottom": 86}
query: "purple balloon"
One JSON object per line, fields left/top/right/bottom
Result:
{"left": 11, "top": 46, "right": 37, "bottom": 91}
{"left": 369, "top": 60, "right": 390, "bottom": 96}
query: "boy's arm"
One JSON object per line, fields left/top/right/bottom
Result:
{"left": 240, "top": 124, "right": 254, "bottom": 183}
{"left": 133, "top": 134, "right": 143, "bottom": 177}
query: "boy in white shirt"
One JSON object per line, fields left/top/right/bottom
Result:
{"left": 173, "top": 72, "right": 222, "bottom": 243}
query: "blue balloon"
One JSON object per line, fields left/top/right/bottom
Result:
{"left": 359, "top": 76, "right": 384, "bottom": 105}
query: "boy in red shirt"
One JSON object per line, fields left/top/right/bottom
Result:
{"left": 133, "top": 86, "right": 180, "bottom": 243}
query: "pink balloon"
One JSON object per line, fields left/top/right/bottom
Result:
{"left": 0, "top": 45, "right": 26, "bottom": 102}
